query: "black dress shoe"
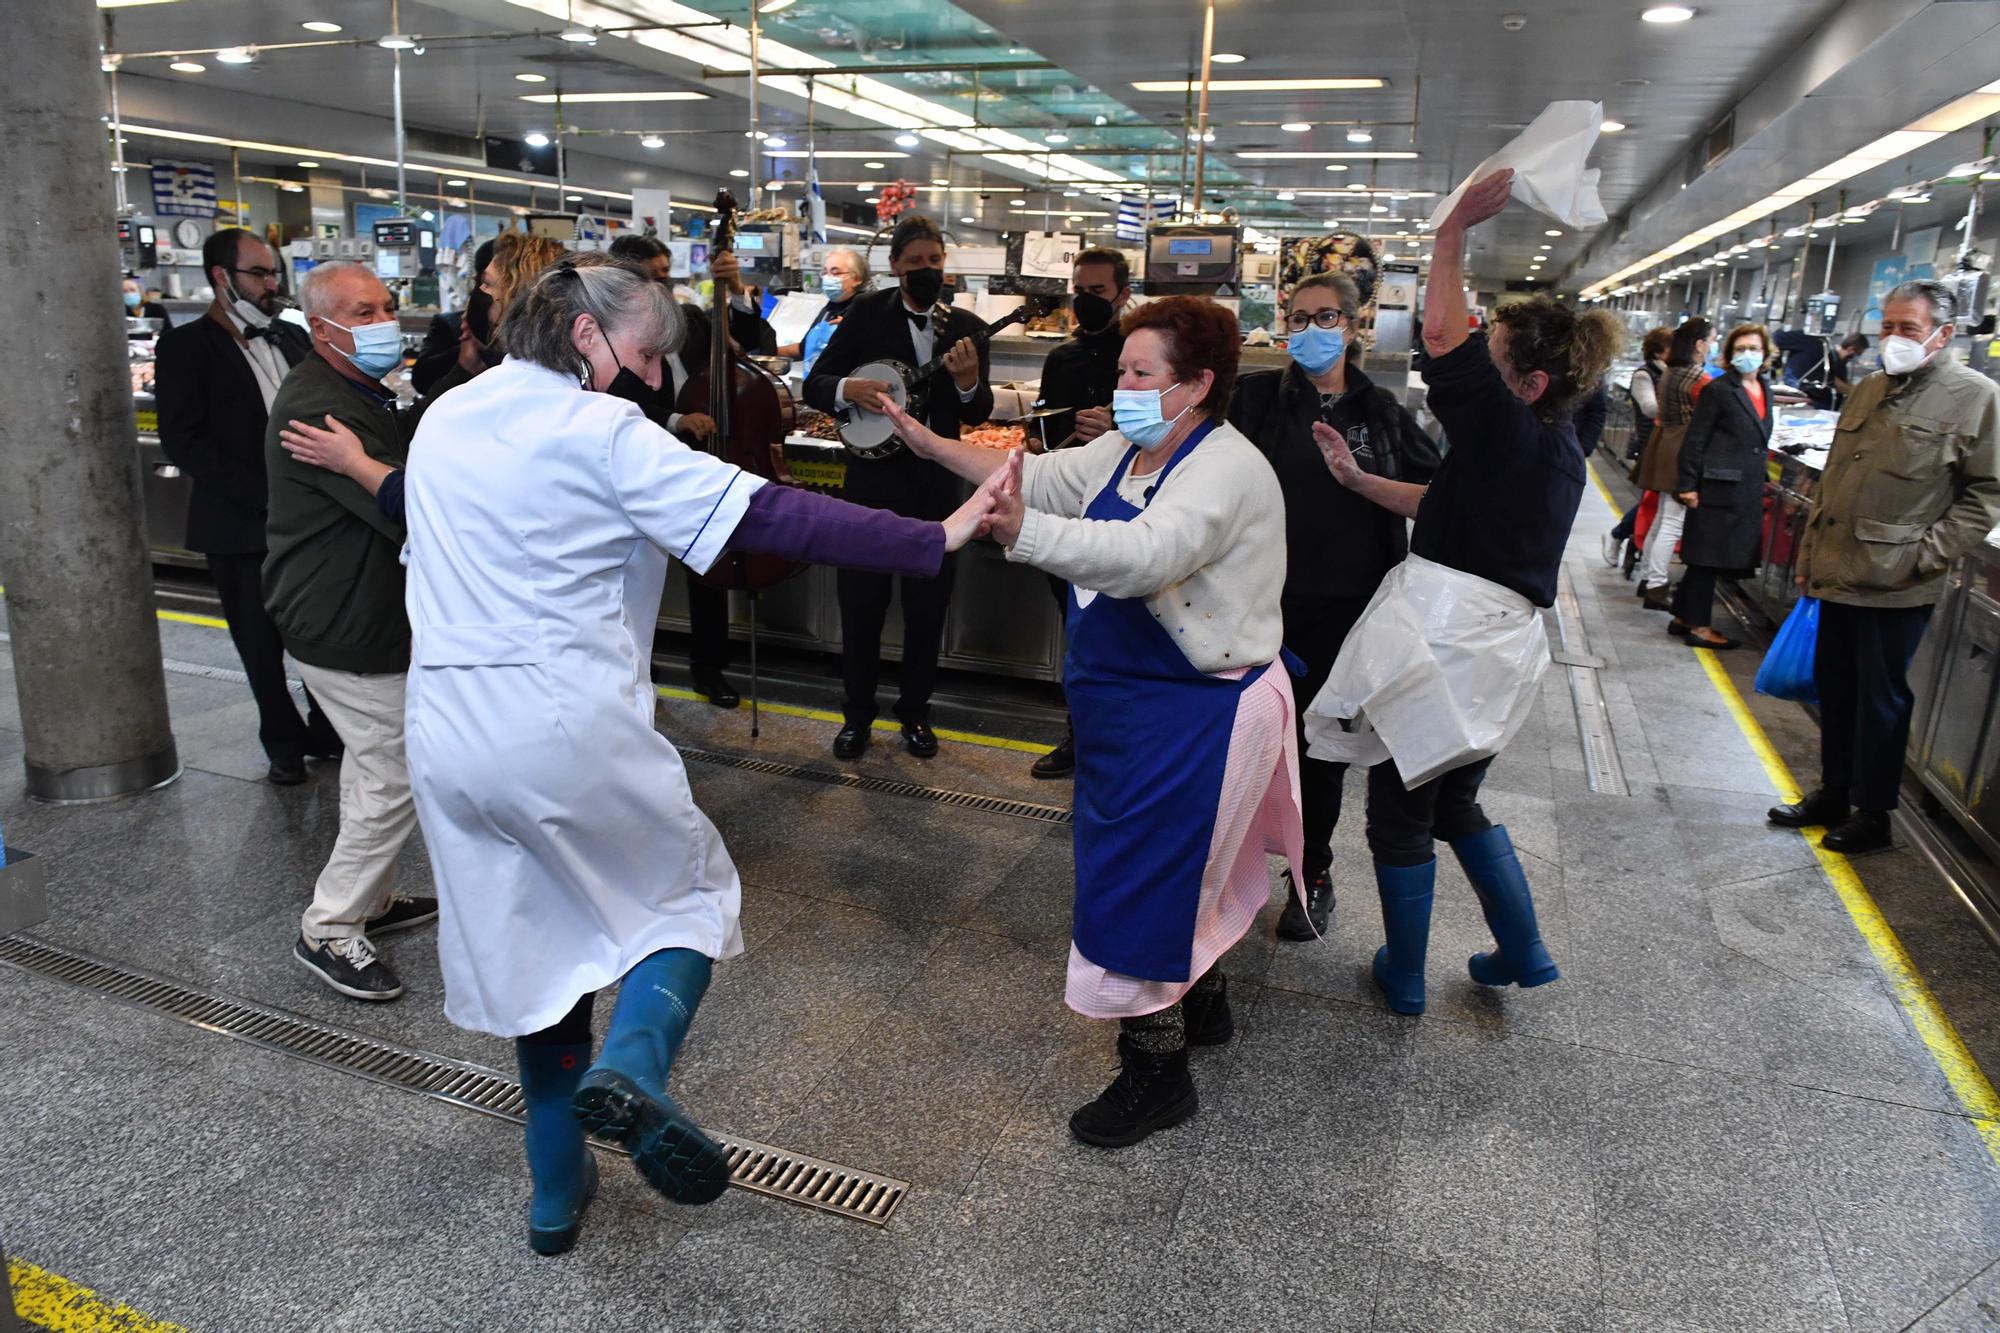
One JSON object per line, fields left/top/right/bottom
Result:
{"left": 1667, "top": 621, "right": 1691, "bottom": 638}
{"left": 1822, "top": 811, "right": 1892, "bottom": 854}
{"left": 901, "top": 721, "right": 939, "bottom": 759}
{"left": 1686, "top": 632, "right": 1741, "bottom": 650}
{"left": 268, "top": 756, "right": 307, "bottom": 786}
{"left": 1031, "top": 730, "right": 1075, "bottom": 779}
{"left": 832, "top": 725, "right": 871, "bottom": 761}
{"left": 691, "top": 673, "right": 741, "bottom": 710}
{"left": 1769, "top": 789, "right": 1849, "bottom": 829}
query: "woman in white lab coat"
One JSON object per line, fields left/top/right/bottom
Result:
{"left": 401, "top": 255, "right": 1006, "bottom": 1255}
{"left": 1303, "top": 171, "right": 1619, "bottom": 1017}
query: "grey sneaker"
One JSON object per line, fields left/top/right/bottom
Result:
{"left": 294, "top": 933, "right": 404, "bottom": 1001}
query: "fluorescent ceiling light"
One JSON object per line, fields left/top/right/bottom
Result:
{"left": 1211, "top": 53, "right": 1247, "bottom": 64}
{"left": 524, "top": 132, "right": 551, "bottom": 147}
{"left": 558, "top": 26, "right": 597, "bottom": 43}
{"left": 1640, "top": 6, "right": 1695, "bottom": 22}
{"left": 1545, "top": 229, "right": 1563, "bottom": 237}
{"left": 1013, "top": 208, "right": 1112, "bottom": 217}
{"left": 297, "top": 159, "right": 320, "bottom": 168}
{"left": 961, "top": 216, "right": 976, "bottom": 224}
{"left": 169, "top": 60, "right": 205, "bottom": 73}
{"left": 729, "top": 169, "right": 749, "bottom": 177}
{"left": 895, "top": 132, "right": 921, "bottom": 147}
{"left": 763, "top": 150, "right": 907, "bottom": 159}
{"left": 864, "top": 160, "right": 886, "bottom": 169}
{"left": 1323, "top": 164, "right": 1350, "bottom": 172}
{"left": 96, "top": 0, "right": 189, "bottom": 7}
{"left": 1346, "top": 128, "right": 1373, "bottom": 143}
{"left": 764, "top": 137, "right": 787, "bottom": 148}
{"left": 1281, "top": 122, "right": 1311, "bottom": 133}
{"left": 301, "top": 21, "right": 342, "bottom": 33}
{"left": 1600, "top": 120, "right": 1627, "bottom": 133}
{"left": 520, "top": 91, "right": 708, "bottom": 103}
{"left": 377, "top": 34, "right": 417, "bottom": 49}
{"left": 515, "top": 72, "right": 548, "bottom": 82}
{"left": 1132, "top": 78, "right": 1385, "bottom": 93}
{"left": 934, "top": 177, "right": 951, "bottom": 185}
{"left": 215, "top": 46, "right": 257, "bottom": 64}
{"left": 640, "top": 136, "right": 665, "bottom": 149}
{"left": 1010, "top": 198, "right": 1027, "bottom": 205}
{"left": 1275, "top": 191, "right": 1296, "bottom": 201}
{"left": 1045, "top": 131, "right": 1069, "bottom": 144}
{"left": 1236, "top": 150, "right": 1416, "bottom": 160}
{"left": 446, "top": 178, "right": 467, "bottom": 186}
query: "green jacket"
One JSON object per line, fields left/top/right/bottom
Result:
{"left": 261, "top": 353, "right": 412, "bottom": 673}
{"left": 1799, "top": 353, "right": 2000, "bottom": 609}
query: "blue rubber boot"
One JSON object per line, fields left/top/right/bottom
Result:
{"left": 1370, "top": 859, "right": 1435, "bottom": 1016}
{"left": 515, "top": 1040, "right": 598, "bottom": 1256}
{"left": 571, "top": 948, "right": 731, "bottom": 1206}
{"left": 1452, "top": 825, "right": 1560, "bottom": 989}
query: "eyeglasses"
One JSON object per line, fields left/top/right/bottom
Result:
{"left": 1284, "top": 308, "right": 1349, "bottom": 331}
{"left": 232, "top": 266, "right": 283, "bottom": 282}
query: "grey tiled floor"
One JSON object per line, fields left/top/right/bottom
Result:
{"left": 4, "top": 478, "right": 2000, "bottom": 1332}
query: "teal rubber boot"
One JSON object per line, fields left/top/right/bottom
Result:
{"left": 1453, "top": 825, "right": 1560, "bottom": 989}
{"left": 515, "top": 1040, "right": 598, "bottom": 1256}
{"left": 1371, "top": 859, "right": 1436, "bottom": 1016}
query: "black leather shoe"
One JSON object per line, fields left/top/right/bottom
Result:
{"left": 1031, "top": 730, "right": 1075, "bottom": 779}
{"left": 901, "top": 721, "right": 939, "bottom": 759}
{"left": 691, "top": 673, "right": 741, "bottom": 709}
{"left": 832, "top": 725, "right": 871, "bottom": 761}
{"left": 1687, "top": 631, "right": 1741, "bottom": 650}
{"left": 1769, "top": 789, "right": 1848, "bottom": 829}
{"left": 268, "top": 756, "right": 307, "bottom": 786}
{"left": 1667, "top": 621, "right": 1691, "bottom": 638}
{"left": 1822, "top": 811, "right": 1892, "bottom": 855}
{"left": 1276, "top": 869, "right": 1334, "bottom": 941}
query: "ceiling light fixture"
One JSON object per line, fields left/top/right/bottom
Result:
{"left": 1010, "top": 198, "right": 1027, "bottom": 205}
{"left": 567, "top": 193, "right": 583, "bottom": 201}
{"left": 169, "top": 60, "right": 205, "bottom": 73}
{"left": 1275, "top": 191, "right": 1296, "bottom": 201}
{"left": 1211, "top": 52, "right": 1246, "bottom": 64}
{"left": 446, "top": 178, "right": 467, "bottom": 186}
{"left": 1132, "top": 78, "right": 1385, "bottom": 93}
{"left": 1323, "top": 164, "right": 1350, "bottom": 172}
{"left": 895, "top": 132, "right": 921, "bottom": 147}
{"left": 1237, "top": 150, "right": 1417, "bottom": 160}
{"left": 640, "top": 135, "right": 665, "bottom": 149}
{"left": 1346, "top": 128, "right": 1373, "bottom": 143}
{"left": 301, "top": 21, "right": 342, "bottom": 33}
{"left": 1640, "top": 6, "right": 1695, "bottom": 22}
{"left": 961, "top": 216, "right": 976, "bottom": 224}
{"left": 762, "top": 149, "right": 908, "bottom": 159}
{"left": 520, "top": 91, "right": 709, "bottom": 103}
{"left": 296, "top": 160, "right": 321, "bottom": 169}
{"left": 1545, "top": 229, "right": 1563, "bottom": 236}
{"left": 730, "top": 168, "right": 750, "bottom": 177}
{"left": 558, "top": 26, "right": 597, "bottom": 43}
{"left": 1280, "top": 122, "right": 1312, "bottom": 134}
{"left": 215, "top": 46, "right": 256, "bottom": 64}
{"left": 515, "top": 72, "right": 547, "bottom": 82}
{"left": 1045, "top": 130, "right": 1069, "bottom": 144}
{"left": 524, "top": 132, "right": 551, "bottom": 147}
{"left": 376, "top": 34, "right": 417, "bottom": 50}
{"left": 1600, "top": 119, "right": 1627, "bottom": 133}
{"left": 934, "top": 177, "right": 951, "bottom": 185}
{"left": 764, "top": 136, "right": 787, "bottom": 148}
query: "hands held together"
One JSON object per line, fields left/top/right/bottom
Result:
{"left": 942, "top": 448, "right": 1025, "bottom": 553}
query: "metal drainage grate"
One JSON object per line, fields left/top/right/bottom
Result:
{"left": 678, "top": 746, "right": 1073, "bottom": 826}
{"left": 0, "top": 934, "right": 908, "bottom": 1226}
{"left": 1550, "top": 567, "right": 1631, "bottom": 797}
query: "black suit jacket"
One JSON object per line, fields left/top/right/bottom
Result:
{"left": 804, "top": 287, "right": 994, "bottom": 520}
{"left": 154, "top": 311, "right": 311, "bottom": 554}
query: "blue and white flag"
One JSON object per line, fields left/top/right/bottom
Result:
{"left": 1115, "top": 195, "right": 1175, "bottom": 243}
{"left": 807, "top": 158, "right": 827, "bottom": 245}
{"left": 152, "top": 159, "right": 217, "bottom": 218}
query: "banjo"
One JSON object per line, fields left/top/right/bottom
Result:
{"left": 837, "top": 297, "right": 1051, "bottom": 460}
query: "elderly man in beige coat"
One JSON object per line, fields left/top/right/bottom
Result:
{"left": 1771, "top": 279, "right": 2000, "bottom": 852}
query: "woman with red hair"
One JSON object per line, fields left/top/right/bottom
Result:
{"left": 884, "top": 296, "right": 1304, "bottom": 1149}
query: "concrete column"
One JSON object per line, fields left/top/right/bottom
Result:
{"left": 0, "top": 1, "right": 178, "bottom": 802}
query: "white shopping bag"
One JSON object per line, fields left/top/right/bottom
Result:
{"left": 1427, "top": 101, "right": 1608, "bottom": 232}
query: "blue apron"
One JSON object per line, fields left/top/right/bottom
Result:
{"left": 1067, "top": 420, "right": 1272, "bottom": 983}
{"left": 799, "top": 312, "right": 839, "bottom": 377}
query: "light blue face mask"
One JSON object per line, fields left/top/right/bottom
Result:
{"left": 321, "top": 317, "right": 403, "bottom": 379}
{"left": 123, "top": 290, "right": 143, "bottom": 310}
{"left": 1112, "top": 384, "right": 1194, "bottom": 448}
{"left": 1288, "top": 324, "right": 1345, "bottom": 376}
{"left": 820, "top": 272, "right": 848, "bottom": 302}
{"left": 1730, "top": 349, "right": 1764, "bottom": 376}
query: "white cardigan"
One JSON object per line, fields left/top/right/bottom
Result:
{"left": 1010, "top": 421, "right": 1286, "bottom": 674}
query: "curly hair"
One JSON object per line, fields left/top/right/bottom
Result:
{"left": 492, "top": 234, "right": 570, "bottom": 332}
{"left": 1118, "top": 296, "right": 1241, "bottom": 421}
{"left": 1490, "top": 296, "right": 1622, "bottom": 423}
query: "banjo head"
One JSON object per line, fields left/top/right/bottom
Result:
{"left": 838, "top": 359, "right": 915, "bottom": 460}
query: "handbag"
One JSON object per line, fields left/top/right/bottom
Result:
{"left": 1754, "top": 596, "right": 1820, "bottom": 706}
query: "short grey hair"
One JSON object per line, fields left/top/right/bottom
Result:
{"left": 826, "top": 246, "right": 870, "bottom": 285}
{"left": 1885, "top": 279, "right": 1957, "bottom": 326}
{"left": 502, "top": 254, "right": 684, "bottom": 377}
{"left": 298, "top": 261, "right": 379, "bottom": 319}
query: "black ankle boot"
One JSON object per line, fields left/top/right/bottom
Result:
{"left": 1069, "top": 1035, "right": 1198, "bottom": 1149}
{"left": 1181, "top": 972, "right": 1234, "bottom": 1046}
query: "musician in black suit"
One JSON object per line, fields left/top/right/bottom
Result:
{"left": 154, "top": 227, "right": 341, "bottom": 784}
{"left": 608, "top": 235, "right": 777, "bottom": 707}
{"left": 806, "top": 214, "right": 994, "bottom": 760}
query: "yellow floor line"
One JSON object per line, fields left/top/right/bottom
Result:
{"left": 1586, "top": 457, "right": 1626, "bottom": 520}
{"left": 655, "top": 686, "right": 1054, "bottom": 756}
{"left": 156, "top": 609, "right": 230, "bottom": 630}
{"left": 1691, "top": 648, "right": 2000, "bottom": 1165}
{"left": 8, "top": 1256, "right": 188, "bottom": 1333}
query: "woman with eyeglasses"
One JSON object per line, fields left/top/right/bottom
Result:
{"left": 1228, "top": 271, "right": 1440, "bottom": 943}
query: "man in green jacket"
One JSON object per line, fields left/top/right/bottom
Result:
{"left": 264, "top": 260, "right": 435, "bottom": 1001}
{"left": 1772, "top": 279, "right": 2000, "bottom": 853}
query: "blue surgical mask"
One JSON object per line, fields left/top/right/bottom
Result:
{"left": 1288, "top": 324, "right": 1345, "bottom": 376}
{"left": 321, "top": 317, "right": 403, "bottom": 379}
{"left": 1112, "top": 385, "right": 1194, "bottom": 448}
{"left": 820, "top": 273, "right": 848, "bottom": 302}
{"left": 1730, "top": 350, "right": 1764, "bottom": 376}
{"left": 123, "top": 290, "right": 143, "bottom": 310}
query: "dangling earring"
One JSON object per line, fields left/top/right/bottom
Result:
{"left": 577, "top": 357, "right": 595, "bottom": 391}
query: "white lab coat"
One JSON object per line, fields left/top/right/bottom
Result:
{"left": 402, "top": 358, "right": 763, "bottom": 1038}
{"left": 1302, "top": 555, "right": 1550, "bottom": 789}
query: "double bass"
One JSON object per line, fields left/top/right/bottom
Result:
{"left": 673, "top": 189, "right": 803, "bottom": 733}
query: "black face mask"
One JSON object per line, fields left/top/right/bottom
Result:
{"left": 1072, "top": 291, "right": 1116, "bottom": 335}
{"left": 464, "top": 288, "right": 495, "bottom": 344}
{"left": 602, "top": 363, "right": 671, "bottom": 427}
{"left": 901, "top": 266, "right": 945, "bottom": 309}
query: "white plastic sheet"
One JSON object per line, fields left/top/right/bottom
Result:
{"left": 1302, "top": 556, "right": 1552, "bottom": 789}
{"left": 1426, "top": 101, "right": 1608, "bottom": 232}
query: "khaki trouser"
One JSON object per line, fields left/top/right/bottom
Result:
{"left": 295, "top": 663, "right": 416, "bottom": 940}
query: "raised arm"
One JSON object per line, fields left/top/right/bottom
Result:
{"left": 1423, "top": 170, "right": 1514, "bottom": 360}
{"left": 880, "top": 395, "right": 1008, "bottom": 485}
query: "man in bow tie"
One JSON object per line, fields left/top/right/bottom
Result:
{"left": 156, "top": 227, "right": 341, "bottom": 785}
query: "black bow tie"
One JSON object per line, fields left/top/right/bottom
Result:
{"left": 243, "top": 323, "right": 282, "bottom": 342}
{"left": 905, "top": 307, "right": 931, "bottom": 330}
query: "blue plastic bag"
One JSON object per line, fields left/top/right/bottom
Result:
{"left": 1754, "top": 596, "right": 1820, "bottom": 705}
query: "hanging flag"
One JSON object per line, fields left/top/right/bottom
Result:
{"left": 152, "top": 159, "right": 218, "bottom": 218}
{"left": 807, "top": 158, "right": 827, "bottom": 245}
{"left": 1115, "top": 195, "right": 1175, "bottom": 243}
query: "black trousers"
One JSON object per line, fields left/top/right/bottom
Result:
{"left": 207, "top": 551, "right": 333, "bottom": 763}
{"left": 1671, "top": 565, "right": 1721, "bottom": 628}
{"left": 837, "top": 555, "right": 956, "bottom": 728}
{"left": 1366, "top": 755, "right": 1497, "bottom": 868}
{"left": 1286, "top": 595, "right": 1376, "bottom": 881}
{"left": 521, "top": 991, "right": 595, "bottom": 1045}
{"left": 683, "top": 568, "right": 731, "bottom": 679}
{"left": 1815, "top": 599, "right": 1934, "bottom": 812}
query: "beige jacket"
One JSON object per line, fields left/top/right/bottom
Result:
{"left": 1011, "top": 420, "right": 1287, "bottom": 673}
{"left": 1798, "top": 353, "right": 2000, "bottom": 608}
